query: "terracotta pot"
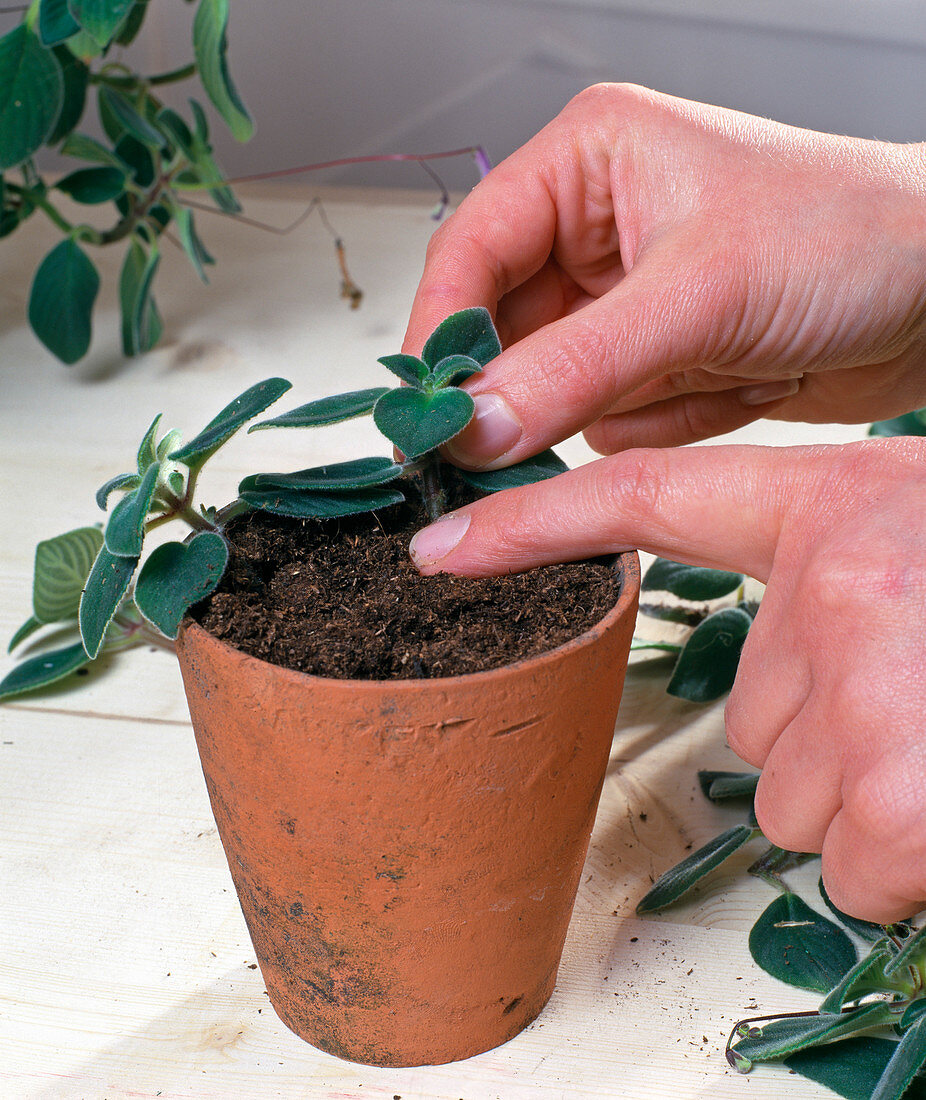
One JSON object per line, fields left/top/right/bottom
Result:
{"left": 175, "top": 551, "right": 639, "bottom": 1067}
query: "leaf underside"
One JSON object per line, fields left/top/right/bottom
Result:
{"left": 636, "top": 823, "right": 759, "bottom": 913}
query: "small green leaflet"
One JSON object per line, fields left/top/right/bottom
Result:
{"left": 786, "top": 1037, "right": 926, "bottom": 1100}
{"left": 697, "top": 770, "right": 760, "bottom": 802}
{"left": 31, "top": 525, "right": 104, "bottom": 623}
{"left": 667, "top": 606, "right": 752, "bottom": 701}
{"left": 79, "top": 547, "right": 138, "bottom": 659}
{"left": 98, "top": 86, "right": 163, "bottom": 147}
{"left": 373, "top": 386, "right": 474, "bottom": 459}
{"left": 119, "top": 237, "right": 162, "bottom": 357}
{"left": 641, "top": 558, "right": 744, "bottom": 600}
{"left": 28, "top": 239, "right": 100, "bottom": 364}
{"left": 635, "top": 824, "right": 760, "bottom": 913}
{"left": 134, "top": 532, "right": 228, "bottom": 639}
{"left": 104, "top": 462, "right": 159, "bottom": 557}
{"left": 136, "top": 414, "right": 162, "bottom": 473}
{"left": 819, "top": 939, "right": 901, "bottom": 1013}
{"left": 0, "top": 641, "right": 91, "bottom": 700}
{"left": 731, "top": 1003, "right": 894, "bottom": 1071}
{"left": 459, "top": 450, "right": 568, "bottom": 493}
{"left": 240, "top": 485, "right": 405, "bottom": 520}
{"left": 38, "top": 0, "right": 81, "bottom": 46}
{"left": 883, "top": 922, "right": 926, "bottom": 980}
{"left": 192, "top": 0, "right": 254, "bottom": 141}
{"left": 96, "top": 472, "right": 141, "bottom": 511}
{"left": 8, "top": 616, "right": 42, "bottom": 653}
{"left": 748, "top": 893, "right": 857, "bottom": 994}
{"left": 172, "top": 205, "right": 215, "bottom": 283}
{"left": 239, "top": 457, "right": 402, "bottom": 494}
{"left": 0, "top": 25, "right": 64, "bottom": 170}
{"left": 60, "top": 131, "right": 124, "bottom": 167}
{"left": 421, "top": 307, "right": 501, "bottom": 369}
{"left": 169, "top": 378, "right": 292, "bottom": 469}
{"left": 377, "top": 354, "right": 429, "bottom": 387}
{"left": 54, "top": 166, "right": 125, "bottom": 204}
{"left": 47, "top": 47, "right": 88, "bottom": 146}
{"left": 251, "top": 388, "right": 389, "bottom": 431}
{"left": 427, "top": 354, "right": 483, "bottom": 389}
{"left": 67, "top": 0, "right": 135, "bottom": 47}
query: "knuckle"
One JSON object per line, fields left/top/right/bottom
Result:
{"left": 598, "top": 447, "right": 668, "bottom": 522}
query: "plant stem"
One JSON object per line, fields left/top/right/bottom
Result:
{"left": 747, "top": 846, "right": 817, "bottom": 891}
{"left": 420, "top": 458, "right": 446, "bottom": 522}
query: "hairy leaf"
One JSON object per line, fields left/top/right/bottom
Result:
{"left": 119, "top": 237, "right": 162, "bottom": 356}
{"left": 786, "top": 1037, "right": 926, "bottom": 1100}
{"left": 459, "top": 450, "right": 569, "bottom": 493}
{"left": 731, "top": 1004, "right": 894, "bottom": 1070}
{"left": 104, "top": 462, "right": 159, "bottom": 557}
{"left": 39, "top": 0, "right": 80, "bottom": 45}
{"left": 642, "top": 557, "right": 744, "bottom": 600}
{"left": 240, "top": 485, "right": 405, "bottom": 520}
{"left": 698, "top": 770, "right": 760, "bottom": 802}
{"left": 0, "top": 25, "right": 64, "bottom": 170}
{"left": 134, "top": 532, "right": 228, "bottom": 639}
{"left": 251, "top": 387, "right": 389, "bottom": 431}
{"left": 871, "top": 1014, "right": 926, "bottom": 1100}
{"left": 636, "top": 824, "right": 759, "bottom": 913}
{"left": 96, "top": 471, "right": 141, "bottom": 511}
{"left": 240, "top": 457, "right": 402, "bottom": 494}
{"left": 0, "top": 641, "right": 91, "bottom": 700}
{"left": 55, "top": 165, "right": 125, "bottom": 203}
{"left": 28, "top": 239, "right": 100, "bottom": 363}
{"left": 192, "top": 0, "right": 253, "bottom": 141}
{"left": 377, "top": 354, "right": 428, "bottom": 387}
{"left": 169, "top": 378, "right": 292, "bottom": 469}
{"left": 900, "top": 1000, "right": 926, "bottom": 1031}
{"left": 32, "top": 525, "right": 104, "bottom": 623}
{"left": 667, "top": 606, "right": 752, "bottom": 701}
{"left": 373, "top": 386, "right": 474, "bottom": 459}
{"left": 135, "top": 414, "right": 162, "bottom": 473}
{"left": 421, "top": 306, "right": 501, "bottom": 369}
{"left": 68, "top": 0, "right": 134, "bottom": 47}
{"left": 8, "top": 615, "right": 43, "bottom": 653}
{"left": 883, "top": 923, "right": 926, "bottom": 979}
{"left": 427, "top": 353, "right": 483, "bottom": 389}
{"left": 79, "top": 547, "right": 137, "bottom": 658}
{"left": 749, "top": 893, "right": 857, "bottom": 993}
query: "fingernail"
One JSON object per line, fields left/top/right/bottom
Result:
{"left": 739, "top": 378, "right": 801, "bottom": 407}
{"left": 409, "top": 512, "right": 471, "bottom": 569}
{"left": 445, "top": 393, "right": 522, "bottom": 467}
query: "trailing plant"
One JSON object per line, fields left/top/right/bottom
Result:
{"left": 637, "top": 771, "right": 926, "bottom": 1099}
{"left": 1, "top": 307, "right": 567, "bottom": 699}
{"left": 1, "top": 0, "right": 253, "bottom": 363}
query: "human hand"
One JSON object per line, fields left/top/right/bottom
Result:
{"left": 409, "top": 437, "right": 926, "bottom": 923}
{"left": 404, "top": 84, "right": 926, "bottom": 467}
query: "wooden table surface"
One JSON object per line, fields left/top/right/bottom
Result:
{"left": 0, "top": 186, "right": 869, "bottom": 1099}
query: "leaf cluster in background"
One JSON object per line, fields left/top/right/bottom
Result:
{"left": 636, "top": 767, "right": 926, "bottom": 1099}
{"left": 0, "top": 0, "right": 252, "bottom": 363}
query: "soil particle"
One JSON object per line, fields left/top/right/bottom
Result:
{"left": 194, "top": 481, "right": 621, "bottom": 681}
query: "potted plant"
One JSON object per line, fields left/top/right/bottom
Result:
{"left": 2, "top": 307, "right": 640, "bottom": 1066}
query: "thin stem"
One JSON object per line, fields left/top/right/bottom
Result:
{"left": 227, "top": 146, "right": 489, "bottom": 186}
{"left": 747, "top": 846, "right": 817, "bottom": 891}
{"left": 92, "top": 62, "right": 197, "bottom": 88}
{"left": 420, "top": 458, "right": 446, "bottom": 523}
{"left": 725, "top": 1009, "right": 822, "bottom": 1068}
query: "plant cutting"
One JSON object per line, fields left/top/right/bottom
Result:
{"left": 2, "top": 307, "right": 640, "bottom": 1066}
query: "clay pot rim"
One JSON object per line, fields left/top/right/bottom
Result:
{"left": 178, "top": 550, "right": 640, "bottom": 692}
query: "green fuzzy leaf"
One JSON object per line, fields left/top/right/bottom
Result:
{"left": 28, "top": 239, "right": 100, "bottom": 364}
{"left": 241, "top": 457, "right": 402, "bottom": 494}
{"left": 8, "top": 615, "right": 43, "bottom": 653}
{"left": 240, "top": 485, "right": 405, "bottom": 520}
{"left": 900, "top": 1000, "right": 926, "bottom": 1031}
{"left": 192, "top": 0, "right": 253, "bottom": 141}
{"left": 135, "top": 414, "right": 162, "bottom": 473}
{"left": 32, "top": 525, "right": 104, "bottom": 623}
{"left": 871, "top": 1013, "right": 926, "bottom": 1100}
{"left": 377, "top": 353, "right": 429, "bottom": 387}
{"left": 786, "top": 1037, "right": 926, "bottom": 1100}
{"left": 0, "top": 641, "right": 91, "bottom": 700}
{"left": 60, "top": 131, "right": 123, "bottom": 167}
{"left": 54, "top": 165, "right": 125, "bottom": 203}
{"left": 427, "top": 353, "right": 483, "bottom": 389}
{"left": 421, "top": 307, "right": 501, "bottom": 369}
{"left": 250, "top": 387, "right": 389, "bottom": 431}
{"left": 104, "top": 462, "right": 159, "bottom": 558}
{"left": 95, "top": 471, "right": 140, "bottom": 511}
{"left": 820, "top": 940, "right": 901, "bottom": 1013}
{"left": 169, "top": 377, "right": 292, "bottom": 469}
{"left": 883, "top": 923, "right": 926, "bottom": 979}
{"left": 636, "top": 824, "right": 759, "bottom": 913}
{"left": 731, "top": 1004, "right": 894, "bottom": 1068}
{"left": 0, "top": 25, "right": 64, "bottom": 170}
{"left": 134, "top": 532, "right": 228, "bottom": 639}
{"left": 79, "top": 547, "right": 138, "bottom": 658}
{"left": 119, "top": 237, "right": 162, "bottom": 357}
{"left": 667, "top": 606, "right": 752, "bottom": 702}
{"left": 373, "top": 386, "right": 475, "bottom": 460}
{"left": 172, "top": 204, "right": 214, "bottom": 283}
{"left": 869, "top": 410, "right": 926, "bottom": 438}
{"left": 39, "top": 0, "right": 80, "bottom": 45}
{"left": 46, "top": 48, "right": 88, "bottom": 144}
{"left": 642, "top": 557, "right": 744, "bottom": 600}
{"left": 98, "top": 86, "right": 163, "bottom": 148}
{"left": 697, "top": 770, "right": 760, "bottom": 802}
{"left": 749, "top": 893, "right": 858, "bottom": 994}
{"left": 67, "top": 0, "right": 134, "bottom": 48}
{"left": 819, "top": 878, "right": 892, "bottom": 943}
{"left": 459, "top": 449, "right": 569, "bottom": 493}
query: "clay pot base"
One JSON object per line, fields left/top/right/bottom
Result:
{"left": 177, "top": 552, "right": 640, "bottom": 1067}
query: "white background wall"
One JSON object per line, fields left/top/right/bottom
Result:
{"left": 132, "top": 0, "right": 926, "bottom": 193}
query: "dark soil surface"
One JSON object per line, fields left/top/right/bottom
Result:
{"left": 194, "top": 479, "right": 622, "bottom": 680}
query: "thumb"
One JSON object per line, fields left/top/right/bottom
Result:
{"left": 409, "top": 444, "right": 830, "bottom": 580}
